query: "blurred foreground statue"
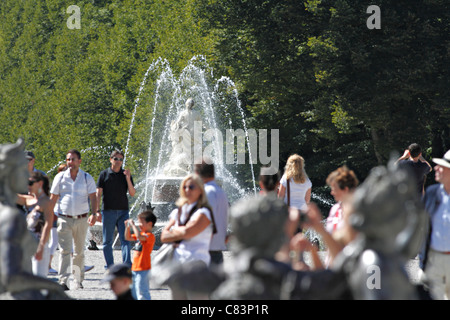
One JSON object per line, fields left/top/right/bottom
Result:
{"left": 0, "top": 139, "right": 69, "bottom": 300}
{"left": 211, "top": 194, "right": 350, "bottom": 300}
{"left": 162, "top": 194, "right": 351, "bottom": 300}
{"left": 211, "top": 194, "right": 293, "bottom": 299}
{"left": 331, "top": 159, "right": 429, "bottom": 299}
{"left": 161, "top": 160, "right": 428, "bottom": 300}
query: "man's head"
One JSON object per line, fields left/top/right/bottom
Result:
{"left": 66, "top": 149, "right": 82, "bottom": 171}
{"left": 259, "top": 166, "right": 280, "bottom": 192}
{"left": 408, "top": 143, "right": 422, "bottom": 159}
{"left": 110, "top": 149, "right": 124, "bottom": 169}
{"left": 137, "top": 210, "right": 157, "bottom": 232}
{"left": 194, "top": 157, "right": 215, "bottom": 181}
{"left": 433, "top": 150, "right": 450, "bottom": 187}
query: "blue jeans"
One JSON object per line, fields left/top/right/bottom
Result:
{"left": 102, "top": 210, "right": 132, "bottom": 268}
{"left": 132, "top": 270, "right": 151, "bottom": 300}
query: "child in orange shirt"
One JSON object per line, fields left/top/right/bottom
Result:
{"left": 125, "top": 210, "right": 157, "bottom": 300}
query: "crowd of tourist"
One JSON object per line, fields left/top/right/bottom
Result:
{"left": 16, "top": 143, "right": 450, "bottom": 300}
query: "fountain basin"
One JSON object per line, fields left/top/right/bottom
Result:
{"left": 149, "top": 176, "right": 183, "bottom": 202}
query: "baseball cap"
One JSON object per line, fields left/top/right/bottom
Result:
{"left": 102, "top": 263, "right": 132, "bottom": 282}
{"left": 433, "top": 150, "right": 450, "bottom": 169}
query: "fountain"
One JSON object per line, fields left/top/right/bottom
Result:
{"left": 123, "top": 56, "right": 259, "bottom": 241}
{"left": 63, "top": 56, "right": 333, "bottom": 249}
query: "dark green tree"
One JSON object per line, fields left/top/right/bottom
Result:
{"left": 305, "top": 0, "right": 449, "bottom": 164}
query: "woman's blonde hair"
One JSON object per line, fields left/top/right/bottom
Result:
{"left": 176, "top": 173, "right": 210, "bottom": 208}
{"left": 285, "top": 154, "right": 307, "bottom": 184}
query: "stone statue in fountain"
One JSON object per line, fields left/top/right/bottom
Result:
{"left": 164, "top": 98, "right": 203, "bottom": 177}
{"left": 0, "top": 139, "right": 69, "bottom": 300}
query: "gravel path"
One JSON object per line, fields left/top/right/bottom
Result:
{"left": 48, "top": 248, "right": 421, "bottom": 300}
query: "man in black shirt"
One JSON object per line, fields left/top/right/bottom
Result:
{"left": 95, "top": 150, "right": 136, "bottom": 268}
{"left": 396, "top": 143, "right": 432, "bottom": 197}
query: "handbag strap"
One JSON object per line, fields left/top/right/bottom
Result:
{"left": 287, "top": 178, "right": 291, "bottom": 207}
{"left": 177, "top": 204, "right": 198, "bottom": 227}
{"left": 175, "top": 205, "right": 197, "bottom": 244}
{"left": 209, "top": 207, "right": 217, "bottom": 234}
{"left": 177, "top": 204, "right": 217, "bottom": 234}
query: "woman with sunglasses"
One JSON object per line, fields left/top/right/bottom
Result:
{"left": 16, "top": 171, "right": 53, "bottom": 277}
{"left": 160, "top": 174, "right": 215, "bottom": 299}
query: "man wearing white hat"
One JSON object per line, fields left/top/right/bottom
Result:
{"left": 420, "top": 149, "right": 450, "bottom": 299}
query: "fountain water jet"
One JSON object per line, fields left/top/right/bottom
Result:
{"left": 123, "top": 56, "right": 258, "bottom": 230}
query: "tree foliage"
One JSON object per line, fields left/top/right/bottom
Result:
{"left": 0, "top": 0, "right": 215, "bottom": 179}
{"left": 0, "top": 0, "right": 448, "bottom": 194}
{"left": 195, "top": 0, "right": 449, "bottom": 188}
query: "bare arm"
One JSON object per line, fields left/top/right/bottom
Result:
{"left": 125, "top": 219, "right": 147, "bottom": 242}
{"left": 160, "top": 214, "right": 211, "bottom": 243}
{"left": 278, "top": 184, "right": 286, "bottom": 199}
{"left": 305, "top": 187, "right": 311, "bottom": 204}
{"left": 124, "top": 169, "right": 136, "bottom": 197}
{"left": 160, "top": 218, "right": 177, "bottom": 243}
{"left": 34, "top": 199, "right": 53, "bottom": 260}
{"left": 303, "top": 203, "right": 345, "bottom": 264}
{"left": 95, "top": 188, "right": 103, "bottom": 222}
{"left": 49, "top": 193, "right": 59, "bottom": 213}
{"left": 419, "top": 154, "right": 433, "bottom": 172}
{"left": 395, "top": 149, "right": 410, "bottom": 164}
{"left": 124, "top": 220, "right": 133, "bottom": 242}
{"left": 87, "top": 192, "right": 98, "bottom": 226}
{"left": 309, "top": 244, "right": 324, "bottom": 270}
{"left": 290, "top": 233, "right": 324, "bottom": 270}
{"left": 96, "top": 188, "right": 103, "bottom": 212}
{"left": 16, "top": 194, "right": 29, "bottom": 206}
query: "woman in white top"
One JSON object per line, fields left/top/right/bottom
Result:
{"left": 161, "top": 174, "right": 213, "bottom": 266}
{"left": 278, "top": 154, "right": 312, "bottom": 211}
{"left": 161, "top": 174, "right": 213, "bottom": 299}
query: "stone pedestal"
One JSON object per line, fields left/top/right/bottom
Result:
{"left": 150, "top": 177, "right": 183, "bottom": 221}
{"left": 150, "top": 177, "right": 183, "bottom": 200}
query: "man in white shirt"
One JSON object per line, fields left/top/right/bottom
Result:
{"left": 50, "top": 149, "right": 97, "bottom": 290}
{"left": 421, "top": 149, "right": 450, "bottom": 299}
{"left": 194, "top": 158, "right": 229, "bottom": 265}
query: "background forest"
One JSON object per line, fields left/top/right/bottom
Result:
{"left": 0, "top": 0, "right": 448, "bottom": 201}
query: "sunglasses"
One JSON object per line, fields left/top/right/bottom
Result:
{"left": 28, "top": 180, "right": 38, "bottom": 186}
{"left": 112, "top": 157, "right": 124, "bottom": 162}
